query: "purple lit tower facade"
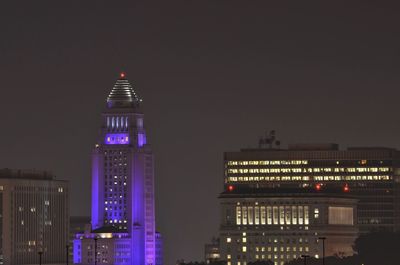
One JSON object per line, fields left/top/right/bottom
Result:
{"left": 74, "top": 73, "right": 162, "bottom": 265}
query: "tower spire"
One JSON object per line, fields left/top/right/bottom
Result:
{"left": 106, "top": 72, "right": 142, "bottom": 108}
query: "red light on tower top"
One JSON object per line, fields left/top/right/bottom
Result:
{"left": 315, "top": 183, "right": 322, "bottom": 191}
{"left": 343, "top": 184, "right": 350, "bottom": 192}
{"left": 120, "top": 72, "right": 126, "bottom": 78}
{"left": 228, "top": 185, "right": 234, "bottom": 192}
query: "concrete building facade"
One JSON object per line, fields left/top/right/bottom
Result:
{"left": 219, "top": 188, "right": 358, "bottom": 265}
{"left": 0, "top": 168, "right": 69, "bottom": 265}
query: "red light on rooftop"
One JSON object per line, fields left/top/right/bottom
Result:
{"left": 343, "top": 184, "right": 350, "bottom": 192}
{"left": 315, "top": 183, "right": 322, "bottom": 191}
{"left": 120, "top": 72, "right": 125, "bottom": 78}
{"left": 228, "top": 185, "right": 234, "bottom": 192}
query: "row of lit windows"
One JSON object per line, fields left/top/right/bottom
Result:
{"left": 227, "top": 160, "right": 308, "bottom": 166}
{"left": 105, "top": 163, "right": 128, "bottom": 167}
{"left": 227, "top": 167, "right": 390, "bottom": 174}
{"left": 105, "top": 219, "right": 127, "bottom": 224}
{"left": 227, "top": 175, "right": 391, "bottom": 182}
{"left": 104, "top": 150, "right": 125, "bottom": 155}
{"left": 105, "top": 181, "right": 127, "bottom": 186}
{"left": 106, "top": 116, "right": 129, "bottom": 130}
{"left": 227, "top": 256, "right": 317, "bottom": 265}
{"left": 252, "top": 246, "right": 310, "bottom": 253}
{"left": 236, "top": 206, "right": 309, "bottom": 226}
{"left": 105, "top": 204, "right": 125, "bottom": 216}
{"left": 254, "top": 253, "right": 308, "bottom": 261}
{"left": 227, "top": 235, "right": 310, "bottom": 244}
{"left": 105, "top": 200, "right": 126, "bottom": 204}
{"left": 105, "top": 155, "right": 127, "bottom": 159}
{"left": 105, "top": 193, "right": 126, "bottom": 198}
{"left": 228, "top": 257, "right": 318, "bottom": 265}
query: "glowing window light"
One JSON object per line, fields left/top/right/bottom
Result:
{"left": 105, "top": 133, "right": 130, "bottom": 145}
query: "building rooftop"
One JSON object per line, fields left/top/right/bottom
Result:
{"left": 0, "top": 168, "right": 55, "bottom": 180}
{"left": 239, "top": 143, "right": 397, "bottom": 152}
{"left": 220, "top": 186, "right": 357, "bottom": 199}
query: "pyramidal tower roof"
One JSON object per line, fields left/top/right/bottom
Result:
{"left": 107, "top": 72, "right": 142, "bottom": 108}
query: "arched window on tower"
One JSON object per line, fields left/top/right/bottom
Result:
{"left": 125, "top": 117, "right": 128, "bottom": 129}
{"left": 112, "top": 117, "right": 115, "bottom": 129}
{"left": 107, "top": 117, "right": 110, "bottom": 128}
{"left": 116, "top": 116, "right": 119, "bottom": 129}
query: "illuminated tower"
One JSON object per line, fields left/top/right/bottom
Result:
{"left": 74, "top": 73, "right": 161, "bottom": 265}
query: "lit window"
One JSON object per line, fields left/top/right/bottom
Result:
{"left": 248, "top": 206, "right": 254, "bottom": 225}
{"left": 242, "top": 206, "right": 248, "bottom": 225}
{"left": 314, "top": 208, "right": 319, "bottom": 219}
{"left": 304, "top": 206, "right": 309, "bottom": 225}
{"left": 242, "top": 246, "right": 247, "bottom": 252}
{"left": 236, "top": 207, "right": 242, "bottom": 225}
{"left": 273, "top": 206, "right": 279, "bottom": 224}
{"left": 254, "top": 206, "right": 260, "bottom": 225}
{"left": 298, "top": 206, "right": 304, "bottom": 225}
{"left": 227, "top": 237, "right": 231, "bottom": 243}
{"left": 261, "top": 206, "right": 267, "bottom": 225}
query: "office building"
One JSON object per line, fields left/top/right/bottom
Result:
{"left": 219, "top": 187, "right": 358, "bottom": 265}
{"left": 224, "top": 143, "right": 400, "bottom": 232}
{"left": 0, "top": 168, "right": 69, "bottom": 265}
{"left": 73, "top": 73, "right": 162, "bottom": 265}
{"left": 216, "top": 141, "right": 400, "bottom": 265}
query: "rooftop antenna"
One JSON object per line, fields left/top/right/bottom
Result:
{"left": 259, "top": 130, "right": 281, "bottom": 149}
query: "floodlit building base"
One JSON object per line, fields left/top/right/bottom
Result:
{"left": 73, "top": 230, "right": 162, "bottom": 265}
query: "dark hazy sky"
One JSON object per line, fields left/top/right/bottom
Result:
{"left": 1, "top": 1, "right": 400, "bottom": 264}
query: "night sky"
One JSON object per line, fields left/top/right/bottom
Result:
{"left": 1, "top": 1, "right": 400, "bottom": 265}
